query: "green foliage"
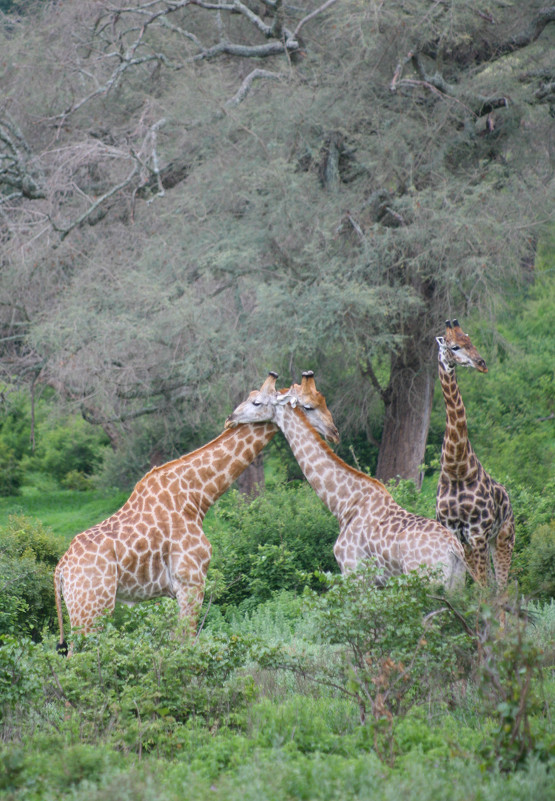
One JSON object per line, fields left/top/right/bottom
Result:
{"left": 520, "top": 523, "right": 555, "bottom": 600}
{"left": 206, "top": 483, "right": 339, "bottom": 611}
{"left": 0, "top": 393, "right": 31, "bottom": 495}
{"left": 386, "top": 475, "right": 437, "bottom": 518}
{"left": 0, "top": 514, "right": 65, "bottom": 638}
{"left": 257, "top": 563, "right": 471, "bottom": 765}
{"left": 15, "top": 604, "right": 259, "bottom": 756}
{"left": 0, "top": 439, "right": 24, "bottom": 496}
{"left": 476, "top": 604, "right": 553, "bottom": 772}
{"left": 0, "top": 391, "right": 111, "bottom": 493}
{"left": 0, "top": 589, "right": 554, "bottom": 799}
{"left": 30, "top": 414, "right": 110, "bottom": 489}
{"left": 0, "top": 635, "right": 43, "bottom": 719}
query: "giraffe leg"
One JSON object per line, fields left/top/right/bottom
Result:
{"left": 470, "top": 539, "right": 490, "bottom": 587}
{"left": 491, "top": 518, "right": 515, "bottom": 628}
{"left": 491, "top": 519, "right": 515, "bottom": 593}
{"left": 174, "top": 581, "right": 205, "bottom": 636}
{"left": 463, "top": 542, "right": 477, "bottom": 578}
{"left": 171, "top": 537, "right": 211, "bottom": 637}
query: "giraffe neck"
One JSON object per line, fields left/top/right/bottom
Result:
{"left": 275, "top": 405, "right": 385, "bottom": 524}
{"left": 136, "top": 423, "right": 277, "bottom": 519}
{"left": 438, "top": 360, "right": 473, "bottom": 476}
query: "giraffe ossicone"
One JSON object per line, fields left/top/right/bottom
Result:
{"left": 227, "top": 372, "right": 468, "bottom": 590}
{"left": 436, "top": 318, "right": 514, "bottom": 593}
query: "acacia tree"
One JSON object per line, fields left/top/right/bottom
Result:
{"left": 0, "top": 1, "right": 554, "bottom": 485}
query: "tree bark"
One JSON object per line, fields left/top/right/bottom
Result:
{"left": 235, "top": 453, "right": 266, "bottom": 499}
{"left": 375, "top": 342, "right": 435, "bottom": 488}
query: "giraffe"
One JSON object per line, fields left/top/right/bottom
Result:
{"left": 435, "top": 319, "right": 515, "bottom": 591}
{"left": 54, "top": 372, "right": 339, "bottom": 652}
{"left": 226, "top": 371, "right": 468, "bottom": 589}
{"left": 54, "top": 382, "right": 278, "bottom": 652}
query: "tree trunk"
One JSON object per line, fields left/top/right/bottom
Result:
{"left": 375, "top": 343, "right": 435, "bottom": 488}
{"left": 235, "top": 453, "right": 265, "bottom": 499}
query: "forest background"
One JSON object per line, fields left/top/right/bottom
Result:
{"left": 0, "top": 2, "right": 554, "bottom": 800}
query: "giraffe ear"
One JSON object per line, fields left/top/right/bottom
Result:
{"left": 445, "top": 320, "right": 452, "bottom": 329}
{"left": 275, "top": 390, "right": 296, "bottom": 407}
{"left": 452, "top": 319, "right": 460, "bottom": 328}
{"left": 436, "top": 336, "right": 446, "bottom": 346}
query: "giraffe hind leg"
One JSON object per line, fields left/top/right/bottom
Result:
{"left": 62, "top": 569, "right": 118, "bottom": 639}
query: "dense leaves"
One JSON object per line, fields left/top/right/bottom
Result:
{"left": 0, "top": 1, "right": 554, "bottom": 481}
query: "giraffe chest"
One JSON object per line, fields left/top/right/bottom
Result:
{"left": 436, "top": 477, "right": 497, "bottom": 539}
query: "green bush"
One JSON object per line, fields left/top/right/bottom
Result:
{"left": 40, "top": 603, "right": 260, "bottom": 755}
{"left": 31, "top": 415, "right": 110, "bottom": 489}
{"left": 206, "top": 483, "right": 339, "bottom": 611}
{"left": 520, "top": 523, "right": 555, "bottom": 600}
{"left": 0, "top": 635, "right": 43, "bottom": 721}
{"left": 0, "top": 515, "right": 65, "bottom": 638}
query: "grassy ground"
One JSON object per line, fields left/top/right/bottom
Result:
{"left": 0, "top": 486, "right": 129, "bottom": 542}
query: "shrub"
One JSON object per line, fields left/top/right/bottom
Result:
{"left": 43, "top": 603, "right": 261, "bottom": 755}
{"left": 207, "top": 483, "right": 339, "bottom": 610}
{"left": 520, "top": 522, "right": 555, "bottom": 600}
{"left": 257, "top": 562, "right": 472, "bottom": 765}
{"left": 475, "top": 599, "right": 552, "bottom": 772}
{"left": 0, "top": 635, "right": 43, "bottom": 722}
{"left": 0, "top": 515, "right": 65, "bottom": 638}
{"left": 31, "top": 415, "right": 110, "bottom": 489}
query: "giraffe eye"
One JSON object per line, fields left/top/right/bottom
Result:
{"left": 303, "top": 405, "right": 314, "bottom": 411}
{"left": 252, "top": 400, "right": 262, "bottom": 407}
{"left": 450, "top": 345, "right": 460, "bottom": 351}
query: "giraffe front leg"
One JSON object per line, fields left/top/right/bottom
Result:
{"left": 491, "top": 518, "right": 515, "bottom": 629}
{"left": 170, "top": 531, "right": 211, "bottom": 637}
{"left": 470, "top": 538, "right": 490, "bottom": 588}
{"left": 491, "top": 518, "right": 515, "bottom": 594}
{"left": 462, "top": 542, "right": 477, "bottom": 579}
{"left": 174, "top": 580, "right": 206, "bottom": 637}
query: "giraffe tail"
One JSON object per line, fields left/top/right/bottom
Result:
{"left": 54, "top": 564, "right": 68, "bottom": 656}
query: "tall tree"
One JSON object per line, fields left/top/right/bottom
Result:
{"left": 0, "top": 1, "right": 554, "bottom": 484}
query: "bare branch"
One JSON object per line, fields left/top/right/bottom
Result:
{"left": 225, "top": 68, "right": 284, "bottom": 107}
{"left": 294, "top": 0, "right": 340, "bottom": 37}
{"left": 54, "top": 162, "right": 140, "bottom": 241}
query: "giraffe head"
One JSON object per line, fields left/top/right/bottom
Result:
{"left": 225, "top": 370, "right": 340, "bottom": 444}
{"left": 436, "top": 319, "right": 488, "bottom": 373}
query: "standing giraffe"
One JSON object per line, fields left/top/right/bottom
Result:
{"left": 226, "top": 372, "right": 468, "bottom": 589}
{"left": 435, "top": 319, "right": 514, "bottom": 590}
{"left": 54, "top": 372, "right": 339, "bottom": 651}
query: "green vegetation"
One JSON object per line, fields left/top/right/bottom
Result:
{"left": 0, "top": 1, "right": 554, "bottom": 798}
{"left": 0, "top": 270, "right": 553, "bottom": 797}
{"left": 1, "top": 568, "right": 554, "bottom": 800}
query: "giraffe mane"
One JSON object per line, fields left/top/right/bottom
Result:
{"left": 291, "top": 407, "right": 392, "bottom": 499}
{"left": 135, "top": 423, "right": 277, "bottom": 489}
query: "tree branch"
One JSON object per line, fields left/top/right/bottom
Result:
{"left": 225, "top": 68, "right": 284, "bottom": 107}
{"left": 293, "top": 0, "right": 340, "bottom": 37}
{"left": 361, "top": 359, "right": 388, "bottom": 404}
{"left": 53, "top": 163, "right": 140, "bottom": 241}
